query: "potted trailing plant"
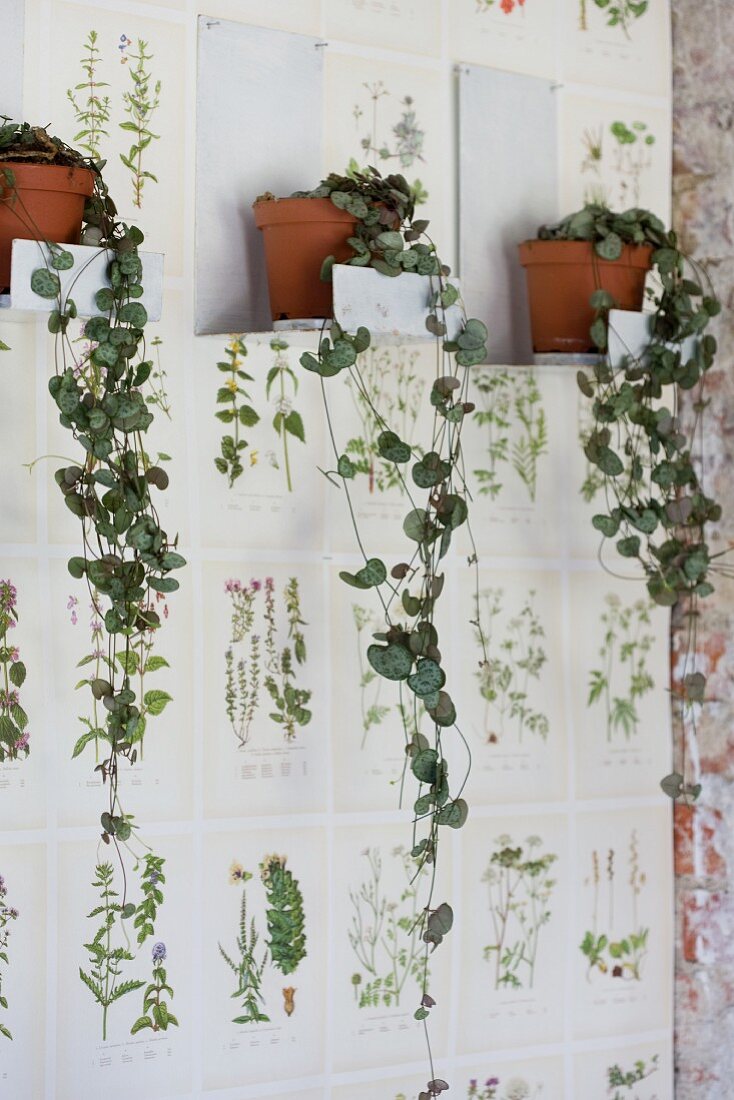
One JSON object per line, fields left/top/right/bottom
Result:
{"left": 253, "top": 192, "right": 357, "bottom": 321}
{"left": 0, "top": 121, "right": 184, "bottom": 1036}
{"left": 573, "top": 203, "right": 722, "bottom": 803}
{"left": 0, "top": 120, "right": 95, "bottom": 291}
{"left": 518, "top": 205, "right": 656, "bottom": 353}
{"left": 256, "top": 167, "right": 488, "bottom": 1095}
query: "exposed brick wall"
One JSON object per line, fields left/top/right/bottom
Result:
{"left": 673, "top": 2, "right": 734, "bottom": 1093}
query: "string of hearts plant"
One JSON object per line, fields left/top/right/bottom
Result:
{"left": 546, "top": 205, "right": 724, "bottom": 805}
{"left": 296, "top": 167, "right": 488, "bottom": 1098}
{"left": 0, "top": 121, "right": 184, "bottom": 1035}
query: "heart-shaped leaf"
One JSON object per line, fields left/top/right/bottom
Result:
{"left": 367, "top": 643, "right": 413, "bottom": 681}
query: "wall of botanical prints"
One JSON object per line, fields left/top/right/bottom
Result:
{"left": 1, "top": 1, "right": 675, "bottom": 1098}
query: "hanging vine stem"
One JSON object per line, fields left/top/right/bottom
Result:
{"left": 0, "top": 123, "right": 184, "bottom": 1030}
{"left": 539, "top": 205, "right": 724, "bottom": 804}
{"left": 295, "top": 168, "right": 487, "bottom": 1097}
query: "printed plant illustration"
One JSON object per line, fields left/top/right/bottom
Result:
{"left": 214, "top": 336, "right": 260, "bottom": 487}
{"left": 468, "top": 1080, "right": 540, "bottom": 1100}
{"left": 260, "top": 855, "right": 307, "bottom": 977}
{"left": 265, "top": 338, "right": 306, "bottom": 493}
{"left": 348, "top": 846, "right": 428, "bottom": 1009}
{"left": 80, "top": 862, "right": 145, "bottom": 1041}
{"left": 264, "top": 577, "right": 312, "bottom": 741}
{"left": 592, "top": 0, "right": 648, "bottom": 39}
{"left": 351, "top": 83, "right": 427, "bottom": 204}
{"left": 345, "top": 346, "right": 425, "bottom": 495}
{"left": 80, "top": 854, "right": 176, "bottom": 1040}
{"left": 119, "top": 37, "right": 162, "bottom": 208}
{"left": 219, "top": 864, "right": 269, "bottom": 1024}
{"left": 69, "top": 589, "right": 172, "bottom": 760}
{"left": 0, "top": 874, "right": 18, "bottom": 1040}
{"left": 66, "top": 30, "right": 111, "bottom": 159}
{"left": 0, "top": 578, "right": 29, "bottom": 763}
{"left": 352, "top": 604, "right": 391, "bottom": 748}
{"left": 482, "top": 834, "right": 557, "bottom": 990}
{"left": 579, "top": 392, "right": 605, "bottom": 502}
{"left": 146, "top": 335, "right": 172, "bottom": 418}
{"left": 220, "top": 855, "right": 308, "bottom": 1025}
{"left": 131, "top": 940, "right": 178, "bottom": 1035}
{"left": 587, "top": 594, "right": 655, "bottom": 741}
{"left": 581, "top": 120, "right": 656, "bottom": 208}
{"left": 610, "top": 120, "right": 656, "bottom": 207}
{"left": 476, "top": 0, "right": 528, "bottom": 13}
{"left": 224, "top": 579, "right": 262, "bottom": 748}
{"left": 474, "top": 589, "right": 549, "bottom": 745}
{"left": 607, "top": 1055, "right": 659, "bottom": 1098}
{"left": 472, "top": 370, "right": 547, "bottom": 502}
{"left": 580, "top": 830, "right": 649, "bottom": 982}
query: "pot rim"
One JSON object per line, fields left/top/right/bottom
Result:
{"left": 253, "top": 196, "right": 356, "bottom": 227}
{"left": 518, "top": 238, "right": 653, "bottom": 267}
{"left": 0, "top": 161, "right": 95, "bottom": 195}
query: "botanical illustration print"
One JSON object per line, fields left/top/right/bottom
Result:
{"left": 146, "top": 335, "right": 171, "bottom": 419}
{"left": 579, "top": 394, "right": 605, "bottom": 502}
{"left": 69, "top": 589, "right": 172, "bottom": 761}
{"left": 472, "top": 371, "right": 547, "bottom": 503}
{"left": 482, "top": 835, "right": 557, "bottom": 990}
{"left": 474, "top": 589, "right": 549, "bottom": 745}
{"left": 264, "top": 338, "right": 306, "bottom": 493}
{"left": 607, "top": 1055, "right": 659, "bottom": 1098}
{"left": 579, "top": 0, "right": 649, "bottom": 38}
{"left": 66, "top": 29, "right": 162, "bottom": 209}
{"left": 580, "top": 830, "right": 648, "bottom": 982}
{"left": 351, "top": 82, "right": 428, "bottom": 204}
{"left": 581, "top": 120, "right": 656, "bottom": 207}
{"left": 349, "top": 847, "right": 428, "bottom": 1009}
{"left": 214, "top": 336, "right": 260, "bottom": 488}
{"left": 587, "top": 594, "right": 654, "bottom": 741}
{"left": 0, "top": 578, "right": 29, "bottom": 763}
{"left": 119, "top": 36, "right": 161, "bottom": 208}
{"left": 352, "top": 604, "right": 391, "bottom": 748}
{"left": 220, "top": 856, "right": 307, "bottom": 1025}
{"left": 345, "top": 346, "right": 425, "bottom": 495}
{"left": 260, "top": 855, "right": 307, "bottom": 979}
{"left": 395, "top": 1083, "right": 542, "bottom": 1100}
{"left": 468, "top": 1080, "right": 542, "bottom": 1099}
{"left": 66, "top": 30, "right": 111, "bottom": 158}
{"left": 214, "top": 337, "right": 305, "bottom": 491}
{"left": 0, "top": 874, "right": 18, "bottom": 1040}
{"left": 80, "top": 856, "right": 178, "bottom": 1040}
{"left": 224, "top": 577, "right": 312, "bottom": 748}
{"left": 476, "top": 0, "right": 528, "bottom": 13}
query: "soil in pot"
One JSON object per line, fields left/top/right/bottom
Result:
{"left": 254, "top": 197, "right": 357, "bottom": 322}
{"left": 0, "top": 162, "right": 95, "bottom": 291}
{"left": 518, "top": 239, "right": 653, "bottom": 354}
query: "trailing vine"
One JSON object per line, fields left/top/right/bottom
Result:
{"left": 0, "top": 120, "right": 183, "bottom": 1035}
{"left": 543, "top": 205, "right": 723, "bottom": 803}
{"left": 295, "top": 167, "right": 487, "bottom": 1092}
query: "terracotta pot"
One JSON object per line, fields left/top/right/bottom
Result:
{"left": 253, "top": 197, "right": 357, "bottom": 321}
{"left": 518, "top": 239, "right": 653, "bottom": 354}
{"left": 0, "top": 162, "right": 95, "bottom": 290}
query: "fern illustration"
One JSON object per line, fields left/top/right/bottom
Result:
{"left": 260, "top": 855, "right": 307, "bottom": 976}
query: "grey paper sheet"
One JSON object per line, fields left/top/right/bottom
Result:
{"left": 195, "top": 19, "right": 323, "bottom": 335}
{"left": 459, "top": 66, "right": 558, "bottom": 365}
